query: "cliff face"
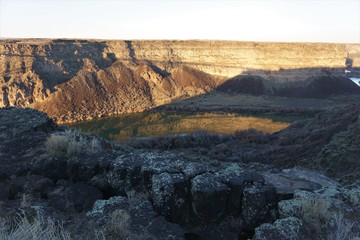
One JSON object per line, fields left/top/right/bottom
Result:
{"left": 1, "top": 39, "right": 359, "bottom": 122}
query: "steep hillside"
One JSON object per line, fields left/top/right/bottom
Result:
{"left": 1, "top": 39, "right": 359, "bottom": 122}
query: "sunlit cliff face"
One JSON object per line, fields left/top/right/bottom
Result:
{"left": 1, "top": 39, "right": 359, "bottom": 123}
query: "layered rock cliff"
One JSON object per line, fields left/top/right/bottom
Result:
{"left": 1, "top": 39, "right": 359, "bottom": 122}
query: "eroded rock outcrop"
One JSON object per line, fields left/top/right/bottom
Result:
{"left": 1, "top": 39, "right": 360, "bottom": 122}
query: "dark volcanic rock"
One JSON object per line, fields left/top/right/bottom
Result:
{"left": 147, "top": 216, "right": 185, "bottom": 240}
{"left": 0, "top": 107, "right": 56, "bottom": 137}
{"left": 86, "top": 196, "right": 129, "bottom": 224}
{"left": 107, "top": 151, "right": 185, "bottom": 194}
{"left": 87, "top": 195, "right": 185, "bottom": 239}
{"left": 215, "top": 165, "right": 265, "bottom": 217}
{"left": 65, "top": 182, "right": 103, "bottom": 212}
{"left": 252, "top": 223, "right": 286, "bottom": 240}
{"left": 31, "top": 157, "right": 68, "bottom": 181}
{"left": 253, "top": 217, "right": 304, "bottom": 240}
{"left": 151, "top": 172, "right": 188, "bottom": 222}
{"left": 2, "top": 106, "right": 360, "bottom": 239}
{"left": 242, "top": 185, "right": 277, "bottom": 229}
{"left": 0, "top": 107, "right": 57, "bottom": 178}
{"left": 48, "top": 182, "right": 103, "bottom": 212}
{"left": 9, "top": 175, "right": 54, "bottom": 199}
{"left": 190, "top": 173, "right": 230, "bottom": 223}
{"left": 129, "top": 199, "right": 159, "bottom": 232}
{"left": 261, "top": 168, "right": 339, "bottom": 199}
{"left": 0, "top": 182, "right": 10, "bottom": 200}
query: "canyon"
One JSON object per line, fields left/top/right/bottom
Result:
{"left": 2, "top": 39, "right": 360, "bottom": 239}
{"left": 1, "top": 39, "right": 360, "bottom": 122}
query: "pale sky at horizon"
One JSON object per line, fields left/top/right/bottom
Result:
{"left": 0, "top": 0, "right": 359, "bottom": 43}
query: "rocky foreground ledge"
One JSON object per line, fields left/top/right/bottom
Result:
{"left": 0, "top": 107, "right": 360, "bottom": 239}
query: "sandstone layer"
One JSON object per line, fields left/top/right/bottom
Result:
{"left": 1, "top": 39, "right": 359, "bottom": 122}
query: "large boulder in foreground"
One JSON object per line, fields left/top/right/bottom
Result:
{"left": 151, "top": 172, "right": 188, "bottom": 222}
{"left": 191, "top": 173, "right": 230, "bottom": 223}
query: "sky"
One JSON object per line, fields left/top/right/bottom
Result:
{"left": 0, "top": 0, "right": 359, "bottom": 43}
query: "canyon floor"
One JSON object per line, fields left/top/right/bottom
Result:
{"left": 153, "top": 92, "right": 360, "bottom": 115}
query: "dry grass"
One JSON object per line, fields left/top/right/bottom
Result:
{"left": 88, "top": 138, "right": 102, "bottom": 154}
{"left": 346, "top": 189, "right": 360, "bottom": 212}
{"left": 327, "top": 213, "right": 358, "bottom": 240}
{"left": 45, "top": 134, "right": 70, "bottom": 156}
{"left": 298, "top": 197, "right": 360, "bottom": 239}
{"left": 0, "top": 213, "right": 71, "bottom": 240}
{"left": 108, "top": 209, "right": 130, "bottom": 240}
{"left": 299, "top": 197, "right": 331, "bottom": 236}
{"left": 45, "top": 129, "right": 101, "bottom": 157}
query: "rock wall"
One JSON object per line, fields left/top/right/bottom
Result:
{"left": 1, "top": 39, "right": 359, "bottom": 122}
{"left": 107, "top": 40, "right": 359, "bottom": 77}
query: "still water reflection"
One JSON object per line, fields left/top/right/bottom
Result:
{"left": 66, "top": 112, "right": 298, "bottom": 141}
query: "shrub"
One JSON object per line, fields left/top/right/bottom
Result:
{"left": 297, "top": 197, "right": 359, "bottom": 239}
{"left": 299, "top": 197, "right": 331, "bottom": 236}
{"left": 45, "top": 134, "right": 69, "bottom": 156}
{"left": 89, "top": 138, "right": 101, "bottom": 153}
{"left": 0, "top": 213, "right": 71, "bottom": 240}
{"left": 327, "top": 213, "right": 358, "bottom": 240}
{"left": 66, "top": 139, "right": 84, "bottom": 157}
{"left": 345, "top": 188, "right": 360, "bottom": 211}
{"left": 109, "top": 209, "right": 130, "bottom": 240}
{"left": 45, "top": 129, "right": 101, "bottom": 157}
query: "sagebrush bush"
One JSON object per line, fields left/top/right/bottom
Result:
{"left": 297, "top": 197, "right": 359, "bottom": 239}
{"left": 45, "top": 129, "right": 101, "bottom": 157}
{"left": 45, "top": 134, "right": 69, "bottom": 155}
{"left": 342, "top": 187, "right": 360, "bottom": 213}
{"left": 299, "top": 197, "right": 331, "bottom": 235}
{"left": 89, "top": 138, "right": 101, "bottom": 153}
{"left": 109, "top": 209, "right": 130, "bottom": 240}
{"left": 0, "top": 213, "right": 71, "bottom": 240}
{"left": 327, "top": 213, "right": 358, "bottom": 240}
